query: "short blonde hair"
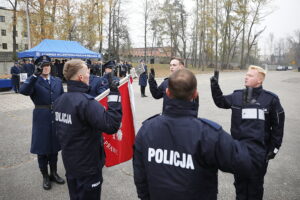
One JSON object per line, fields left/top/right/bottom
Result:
{"left": 248, "top": 65, "right": 266, "bottom": 80}
{"left": 63, "top": 59, "right": 85, "bottom": 80}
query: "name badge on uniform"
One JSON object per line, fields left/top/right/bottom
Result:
{"left": 242, "top": 108, "right": 265, "bottom": 120}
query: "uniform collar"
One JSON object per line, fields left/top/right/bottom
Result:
{"left": 42, "top": 75, "right": 51, "bottom": 82}
{"left": 250, "top": 85, "right": 263, "bottom": 98}
{"left": 67, "top": 80, "right": 90, "bottom": 93}
{"left": 163, "top": 98, "right": 198, "bottom": 118}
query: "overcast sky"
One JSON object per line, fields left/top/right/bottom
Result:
{"left": 125, "top": 0, "right": 300, "bottom": 48}
{"left": 1, "top": 0, "right": 299, "bottom": 50}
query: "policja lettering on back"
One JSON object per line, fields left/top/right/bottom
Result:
{"left": 148, "top": 148, "right": 195, "bottom": 170}
{"left": 55, "top": 112, "right": 72, "bottom": 125}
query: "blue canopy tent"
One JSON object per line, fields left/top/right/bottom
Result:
{"left": 18, "top": 39, "right": 101, "bottom": 59}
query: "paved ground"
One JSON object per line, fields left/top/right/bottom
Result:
{"left": 0, "top": 70, "right": 299, "bottom": 200}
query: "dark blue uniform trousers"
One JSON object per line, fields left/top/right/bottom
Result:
{"left": 234, "top": 162, "right": 268, "bottom": 200}
{"left": 37, "top": 153, "right": 58, "bottom": 169}
{"left": 67, "top": 174, "right": 103, "bottom": 200}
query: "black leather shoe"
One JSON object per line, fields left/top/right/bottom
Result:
{"left": 43, "top": 175, "right": 51, "bottom": 190}
{"left": 40, "top": 168, "right": 51, "bottom": 190}
{"left": 50, "top": 164, "right": 65, "bottom": 184}
{"left": 50, "top": 172, "right": 65, "bottom": 184}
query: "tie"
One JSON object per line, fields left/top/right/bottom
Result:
{"left": 46, "top": 79, "right": 50, "bottom": 85}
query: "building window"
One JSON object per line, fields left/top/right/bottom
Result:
{"left": 2, "top": 43, "right": 7, "bottom": 49}
{"left": 0, "top": 16, "right": 5, "bottom": 22}
{"left": 25, "top": 44, "right": 28, "bottom": 49}
{"left": 1, "top": 29, "right": 6, "bottom": 36}
{"left": 24, "top": 32, "right": 28, "bottom": 37}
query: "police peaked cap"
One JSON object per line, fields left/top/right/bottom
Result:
{"left": 103, "top": 60, "right": 116, "bottom": 69}
{"left": 34, "top": 55, "right": 51, "bottom": 67}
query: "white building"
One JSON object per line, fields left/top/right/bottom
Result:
{"left": 0, "top": 6, "right": 29, "bottom": 74}
{"left": 0, "top": 6, "right": 28, "bottom": 52}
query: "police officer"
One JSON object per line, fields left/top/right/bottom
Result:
{"left": 133, "top": 69, "right": 266, "bottom": 200}
{"left": 118, "top": 60, "right": 127, "bottom": 78}
{"left": 138, "top": 59, "right": 148, "bottom": 97}
{"left": 125, "top": 61, "right": 132, "bottom": 75}
{"left": 23, "top": 59, "right": 35, "bottom": 77}
{"left": 10, "top": 62, "right": 21, "bottom": 93}
{"left": 149, "top": 57, "right": 199, "bottom": 112}
{"left": 54, "top": 59, "right": 122, "bottom": 200}
{"left": 85, "top": 60, "right": 107, "bottom": 97}
{"left": 148, "top": 57, "right": 184, "bottom": 110}
{"left": 210, "top": 65, "right": 285, "bottom": 200}
{"left": 19, "top": 55, "right": 65, "bottom": 190}
{"left": 98, "top": 60, "right": 120, "bottom": 92}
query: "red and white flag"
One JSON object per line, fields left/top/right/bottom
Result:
{"left": 95, "top": 76, "right": 136, "bottom": 167}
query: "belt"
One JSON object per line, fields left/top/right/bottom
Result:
{"left": 35, "top": 105, "right": 52, "bottom": 109}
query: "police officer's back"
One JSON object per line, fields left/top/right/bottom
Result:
{"left": 54, "top": 59, "right": 122, "bottom": 200}
{"left": 133, "top": 69, "right": 265, "bottom": 200}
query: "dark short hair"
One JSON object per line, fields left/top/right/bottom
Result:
{"left": 170, "top": 57, "right": 184, "bottom": 66}
{"left": 168, "top": 69, "right": 197, "bottom": 101}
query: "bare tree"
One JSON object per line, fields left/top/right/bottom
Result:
{"left": 7, "top": 0, "right": 18, "bottom": 60}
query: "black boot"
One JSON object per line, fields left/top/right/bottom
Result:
{"left": 40, "top": 168, "right": 51, "bottom": 190}
{"left": 50, "top": 164, "right": 65, "bottom": 184}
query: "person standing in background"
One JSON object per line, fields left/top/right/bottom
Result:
{"left": 138, "top": 59, "right": 148, "bottom": 97}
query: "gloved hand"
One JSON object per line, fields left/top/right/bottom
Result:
{"left": 267, "top": 148, "right": 277, "bottom": 161}
{"left": 210, "top": 76, "right": 218, "bottom": 86}
{"left": 149, "top": 68, "right": 155, "bottom": 80}
{"left": 34, "top": 66, "right": 42, "bottom": 76}
{"left": 108, "top": 73, "right": 119, "bottom": 93}
{"left": 210, "top": 70, "right": 219, "bottom": 86}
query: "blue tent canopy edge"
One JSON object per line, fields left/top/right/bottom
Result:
{"left": 18, "top": 39, "right": 101, "bottom": 59}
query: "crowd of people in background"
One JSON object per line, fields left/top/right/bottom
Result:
{"left": 10, "top": 58, "right": 134, "bottom": 94}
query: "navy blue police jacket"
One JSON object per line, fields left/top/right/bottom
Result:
{"left": 23, "top": 63, "right": 35, "bottom": 77}
{"left": 10, "top": 65, "right": 21, "bottom": 83}
{"left": 95, "top": 73, "right": 120, "bottom": 95}
{"left": 139, "top": 65, "right": 148, "bottom": 87}
{"left": 149, "top": 77, "right": 199, "bottom": 112}
{"left": 54, "top": 80, "right": 122, "bottom": 178}
{"left": 10, "top": 65, "right": 21, "bottom": 77}
{"left": 88, "top": 74, "right": 107, "bottom": 97}
{"left": 20, "top": 75, "right": 64, "bottom": 154}
{"left": 211, "top": 83, "right": 285, "bottom": 153}
{"left": 133, "top": 99, "right": 265, "bottom": 200}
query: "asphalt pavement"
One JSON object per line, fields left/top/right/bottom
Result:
{"left": 0, "top": 70, "right": 299, "bottom": 200}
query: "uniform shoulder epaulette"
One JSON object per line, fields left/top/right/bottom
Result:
{"left": 233, "top": 89, "right": 243, "bottom": 93}
{"left": 82, "top": 93, "right": 95, "bottom": 100}
{"left": 264, "top": 90, "right": 278, "bottom": 98}
{"left": 143, "top": 114, "right": 161, "bottom": 124}
{"left": 198, "top": 118, "right": 222, "bottom": 131}
{"left": 164, "top": 77, "right": 169, "bottom": 81}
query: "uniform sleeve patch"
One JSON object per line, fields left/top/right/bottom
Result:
{"left": 199, "top": 118, "right": 222, "bottom": 131}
